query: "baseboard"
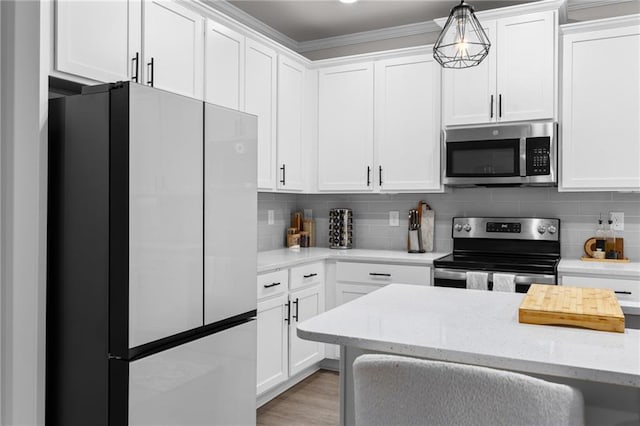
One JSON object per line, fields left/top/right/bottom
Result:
{"left": 256, "top": 363, "right": 321, "bottom": 408}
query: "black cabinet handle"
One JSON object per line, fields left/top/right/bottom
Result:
{"left": 263, "top": 282, "right": 281, "bottom": 288}
{"left": 615, "top": 290, "right": 632, "bottom": 295}
{"left": 280, "top": 164, "right": 286, "bottom": 185}
{"left": 369, "top": 272, "right": 391, "bottom": 277}
{"left": 292, "top": 298, "right": 299, "bottom": 322}
{"left": 131, "top": 52, "right": 139, "bottom": 83}
{"left": 367, "top": 166, "right": 371, "bottom": 186}
{"left": 147, "top": 57, "right": 154, "bottom": 87}
{"left": 498, "top": 94, "right": 502, "bottom": 118}
{"left": 379, "top": 165, "right": 383, "bottom": 186}
{"left": 303, "top": 273, "right": 317, "bottom": 278}
{"left": 284, "top": 300, "right": 291, "bottom": 323}
{"left": 490, "top": 94, "right": 494, "bottom": 118}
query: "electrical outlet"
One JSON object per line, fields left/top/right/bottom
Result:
{"left": 304, "top": 209, "right": 313, "bottom": 219}
{"left": 267, "top": 210, "right": 274, "bottom": 225}
{"left": 389, "top": 211, "right": 399, "bottom": 227}
{"left": 610, "top": 212, "right": 624, "bottom": 231}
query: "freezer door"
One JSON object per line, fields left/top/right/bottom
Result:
{"left": 128, "top": 84, "right": 204, "bottom": 347}
{"left": 128, "top": 321, "right": 257, "bottom": 426}
{"left": 204, "top": 104, "right": 257, "bottom": 324}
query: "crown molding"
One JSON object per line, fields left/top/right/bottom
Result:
{"left": 297, "top": 21, "right": 441, "bottom": 53}
{"left": 435, "top": 0, "right": 568, "bottom": 27}
{"left": 199, "top": 0, "right": 298, "bottom": 51}
{"left": 198, "top": 0, "right": 635, "bottom": 56}
{"left": 560, "top": 12, "right": 640, "bottom": 33}
{"left": 567, "top": 0, "right": 637, "bottom": 11}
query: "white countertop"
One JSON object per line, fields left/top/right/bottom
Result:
{"left": 559, "top": 259, "right": 640, "bottom": 279}
{"left": 298, "top": 284, "right": 640, "bottom": 388}
{"left": 258, "top": 248, "right": 448, "bottom": 273}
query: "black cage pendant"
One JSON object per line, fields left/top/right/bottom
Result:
{"left": 433, "top": 1, "right": 491, "bottom": 69}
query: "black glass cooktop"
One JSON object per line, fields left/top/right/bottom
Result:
{"left": 434, "top": 253, "right": 559, "bottom": 275}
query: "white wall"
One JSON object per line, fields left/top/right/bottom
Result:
{"left": 0, "top": 1, "right": 47, "bottom": 424}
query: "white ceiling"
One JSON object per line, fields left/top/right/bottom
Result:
{"left": 224, "top": 0, "right": 537, "bottom": 42}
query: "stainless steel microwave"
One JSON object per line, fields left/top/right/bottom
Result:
{"left": 442, "top": 121, "right": 557, "bottom": 186}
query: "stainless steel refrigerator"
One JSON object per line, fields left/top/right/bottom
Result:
{"left": 47, "top": 82, "right": 257, "bottom": 425}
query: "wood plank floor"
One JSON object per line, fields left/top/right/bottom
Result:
{"left": 257, "top": 370, "right": 339, "bottom": 426}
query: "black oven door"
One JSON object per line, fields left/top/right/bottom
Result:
{"left": 433, "top": 268, "right": 556, "bottom": 294}
{"left": 444, "top": 138, "right": 524, "bottom": 185}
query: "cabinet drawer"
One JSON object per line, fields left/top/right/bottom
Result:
{"left": 289, "top": 262, "right": 325, "bottom": 290}
{"left": 257, "top": 270, "right": 288, "bottom": 300}
{"left": 561, "top": 275, "right": 640, "bottom": 303}
{"left": 336, "top": 262, "right": 429, "bottom": 286}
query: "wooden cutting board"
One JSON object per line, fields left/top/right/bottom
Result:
{"left": 519, "top": 284, "right": 625, "bottom": 333}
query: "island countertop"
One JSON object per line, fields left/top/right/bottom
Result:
{"left": 297, "top": 284, "right": 640, "bottom": 388}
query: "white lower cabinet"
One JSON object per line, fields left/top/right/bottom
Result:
{"left": 559, "top": 274, "right": 640, "bottom": 304}
{"left": 329, "top": 261, "right": 431, "bottom": 358}
{"left": 256, "top": 294, "right": 289, "bottom": 395}
{"left": 289, "top": 285, "right": 325, "bottom": 375}
{"left": 256, "top": 262, "right": 325, "bottom": 398}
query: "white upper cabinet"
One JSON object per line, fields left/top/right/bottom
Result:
{"left": 442, "top": 21, "right": 497, "bottom": 126}
{"left": 560, "top": 17, "right": 640, "bottom": 191}
{"left": 54, "top": 0, "right": 203, "bottom": 98}
{"left": 245, "top": 39, "right": 278, "bottom": 191}
{"left": 276, "top": 56, "right": 306, "bottom": 191}
{"left": 442, "top": 10, "right": 556, "bottom": 126}
{"left": 204, "top": 19, "right": 244, "bottom": 110}
{"left": 374, "top": 54, "right": 442, "bottom": 192}
{"left": 318, "top": 62, "right": 375, "bottom": 191}
{"left": 54, "top": 0, "right": 141, "bottom": 83}
{"left": 496, "top": 12, "right": 555, "bottom": 122}
{"left": 142, "top": 0, "right": 204, "bottom": 100}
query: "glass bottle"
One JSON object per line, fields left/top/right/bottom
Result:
{"left": 595, "top": 219, "right": 606, "bottom": 254}
{"left": 605, "top": 220, "right": 617, "bottom": 259}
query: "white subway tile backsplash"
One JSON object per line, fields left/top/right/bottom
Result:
{"left": 258, "top": 188, "right": 640, "bottom": 259}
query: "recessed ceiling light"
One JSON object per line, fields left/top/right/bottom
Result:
{"left": 339, "top": 0, "right": 358, "bottom": 4}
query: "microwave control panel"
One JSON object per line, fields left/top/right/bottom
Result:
{"left": 526, "top": 137, "right": 551, "bottom": 176}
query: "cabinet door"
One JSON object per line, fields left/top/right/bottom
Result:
{"left": 336, "top": 283, "right": 381, "bottom": 306}
{"left": 442, "top": 20, "right": 497, "bottom": 126}
{"left": 318, "top": 63, "right": 374, "bottom": 191}
{"left": 128, "top": 321, "right": 256, "bottom": 426}
{"left": 289, "top": 285, "right": 325, "bottom": 376}
{"left": 55, "top": 0, "right": 141, "bottom": 83}
{"left": 497, "top": 11, "right": 555, "bottom": 122}
{"left": 245, "top": 39, "right": 278, "bottom": 190}
{"left": 143, "top": 0, "right": 204, "bottom": 99}
{"left": 561, "top": 26, "right": 640, "bottom": 191}
{"left": 375, "top": 54, "right": 441, "bottom": 192}
{"left": 277, "top": 56, "right": 305, "bottom": 191}
{"left": 204, "top": 104, "right": 257, "bottom": 325}
{"left": 257, "top": 295, "right": 289, "bottom": 395}
{"left": 128, "top": 84, "right": 203, "bottom": 348}
{"left": 204, "top": 19, "right": 244, "bottom": 110}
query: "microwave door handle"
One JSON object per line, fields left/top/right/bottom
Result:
{"left": 519, "top": 138, "right": 527, "bottom": 177}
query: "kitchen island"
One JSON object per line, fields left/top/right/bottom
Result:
{"left": 297, "top": 284, "right": 640, "bottom": 426}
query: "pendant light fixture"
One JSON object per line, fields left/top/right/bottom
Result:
{"left": 433, "top": 1, "right": 491, "bottom": 69}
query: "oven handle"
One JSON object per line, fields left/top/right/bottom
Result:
{"left": 434, "top": 268, "right": 556, "bottom": 284}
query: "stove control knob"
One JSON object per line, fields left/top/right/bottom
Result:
{"left": 547, "top": 225, "right": 557, "bottom": 234}
{"left": 463, "top": 223, "right": 472, "bottom": 232}
{"left": 537, "top": 225, "right": 547, "bottom": 234}
{"left": 454, "top": 223, "right": 463, "bottom": 232}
